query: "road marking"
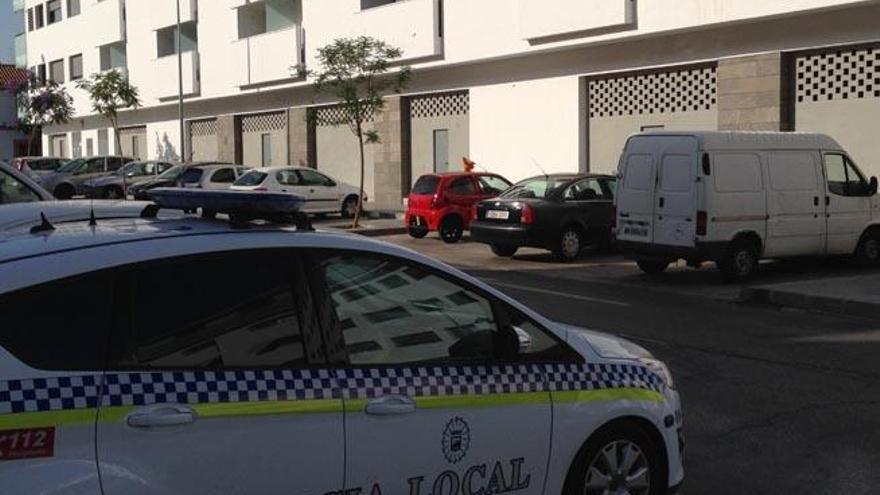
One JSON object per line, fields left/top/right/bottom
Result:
{"left": 487, "top": 281, "right": 630, "bottom": 307}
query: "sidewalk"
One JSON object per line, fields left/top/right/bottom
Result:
{"left": 740, "top": 273, "right": 880, "bottom": 320}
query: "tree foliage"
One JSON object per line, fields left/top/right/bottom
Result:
{"left": 5, "top": 72, "right": 75, "bottom": 155}
{"left": 76, "top": 69, "right": 141, "bottom": 154}
{"left": 301, "top": 36, "right": 411, "bottom": 227}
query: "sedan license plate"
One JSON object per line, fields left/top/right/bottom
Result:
{"left": 487, "top": 210, "right": 509, "bottom": 220}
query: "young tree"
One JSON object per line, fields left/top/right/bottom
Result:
{"left": 76, "top": 69, "right": 141, "bottom": 156}
{"left": 301, "top": 36, "right": 411, "bottom": 228}
{"left": 6, "top": 72, "right": 75, "bottom": 155}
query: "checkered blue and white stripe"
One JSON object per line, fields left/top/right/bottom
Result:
{"left": 0, "top": 363, "right": 662, "bottom": 415}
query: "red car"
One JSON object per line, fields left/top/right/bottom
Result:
{"left": 405, "top": 172, "right": 513, "bottom": 243}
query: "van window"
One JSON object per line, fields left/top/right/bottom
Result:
{"left": 768, "top": 152, "right": 818, "bottom": 192}
{"left": 824, "top": 154, "right": 869, "bottom": 197}
{"left": 623, "top": 154, "right": 653, "bottom": 191}
{"left": 713, "top": 153, "right": 763, "bottom": 193}
{"left": 660, "top": 155, "right": 692, "bottom": 192}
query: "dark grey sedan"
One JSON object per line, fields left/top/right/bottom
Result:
{"left": 38, "top": 156, "right": 136, "bottom": 199}
{"left": 83, "top": 160, "right": 175, "bottom": 199}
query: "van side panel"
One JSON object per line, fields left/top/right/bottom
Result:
{"left": 706, "top": 152, "right": 767, "bottom": 248}
{"left": 764, "top": 151, "right": 827, "bottom": 257}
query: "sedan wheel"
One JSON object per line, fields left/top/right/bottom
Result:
{"left": 440, "top": 216, "right": 464, "bottom": 244}
{"left": 584, "top": 440, "right": 651, "bottom": 495}
{"left": 341, "top": 196, "right": 359, "bottom": 219}
{"left": 555, "top": 228, "right": 582, "bottom": 261}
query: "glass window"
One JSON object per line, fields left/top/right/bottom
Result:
{"left": 67, "top": 0, "right": 80, "bottom": 17}
{"left": 298, "top": 169, "right": 335, "bottom": 187}
{"left": 179, "top": 168, "right": 204, "bottom": 184}
{"left": 323, "top": 254, "right": 501, "bottom": 365}
{"left": 447, "top": 177, "right": 477, "bottom": 196}
{"left": 235, "top": 170, "right": 268, "bottom": 187}
{"left": 0, "top": 170, "right": 41, "bottom": 204}
{"left": 34, "top": 4, "right": 44, "bottom": 29}
{"left": 84, "top": 158, "right": 105, "bottom": 173}
{"left": 211, "top": 168, "right": 236, "bottom": 183}
{"left": 411, "top": 175, "right": 439, "bottom": 195}
{"left": 601, "top": 178, "right": 617, "bottom": 199}
{"left": 277, "top": 170, "right": 300, "bottom": 186}
{"left": 47, "top": 0, "right": 62, "bottom": 24}
{"left": 825, "top": 154, "right": 868, "bottom": 197}
{"left": 564, "top": 179, "right": 605, "bottom": 201}
{"left": 477, "top": 175, "right": 512, "bottom": 196}
{"left": 119, "top": 252, "right": 308, "bottom": 369}
{"left": 49, "top": 59, "right": 64, "bottom": 83}
{"left": 500, "top": 176, "right": 573, "bottom": 200}
{"left": 0, "top": 270, "right": 112, "bottom": 370}
{"left": 107, "top": 157, "right": 127, "bottom": 171}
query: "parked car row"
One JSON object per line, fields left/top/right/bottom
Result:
{"left": 405, "top": 131, "right": 880, "bottom": 282}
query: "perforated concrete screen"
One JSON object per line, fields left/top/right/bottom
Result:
{"left": 588, "top": 66, "right": 719, "bottom": 173}
{"left": 410, "top": 92, "right": 470, "bottom": 182}
{"left": 189, "top": 118, "right": 218, "bottom": 162}
{"left": 241, "top": 112, "right": 288, "bottom": 168}
{"left": 241, "top": 112, "right": 288, "bottom": 133}
{"left": 794, "top": 45, "right": 880, "bottom": 176}
{"left": 314, "top": 106, "right": 375, "bottom": 127}
{"left": 410, "top": 92, "right": 470, "bottom": 119}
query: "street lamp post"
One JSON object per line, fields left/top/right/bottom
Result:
{"left": 176, "top": 0, "right": 185, "bottom": 162}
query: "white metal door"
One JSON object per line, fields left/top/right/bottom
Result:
{"left": 654, "top": 153, "right": 698, "bottom": 247}
{"left": 822, "top": 153, "right": 874, "bottom": 254}
{"left": 616, "top": 153, "right": 657, "bottom": 244}
{"left": 97, "top": 251, "right": 344, "bottom": 495}
{"left": 764, "top": 151, "right": 826, "bottom": 256}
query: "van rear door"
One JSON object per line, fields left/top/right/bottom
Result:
{"left": 616, "top": 151, "right": 657, "bottom": 244}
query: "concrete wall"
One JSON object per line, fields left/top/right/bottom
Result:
{"left": 316, "top": 121, "right": 375, "bottom": 199}
{"left": 470, "top": 76, "right": 583, "bottom": 181}
{"left": 717, "top": 53, "right": 785, "bottom": 131}
{"left": 410, "top": 93, "right": 469, "bottom": 181}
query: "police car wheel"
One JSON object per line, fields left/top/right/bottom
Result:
{"left": 567, "top": 422, "right": 665, "bottom": 495}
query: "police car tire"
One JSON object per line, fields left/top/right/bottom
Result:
{"left": 564, "top": 421, "right": 666, "bottom": 495}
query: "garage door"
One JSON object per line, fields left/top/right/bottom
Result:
{"left": 118, "top": 126, "right": 147, "bottom": 160}
{"left": 409, "top": 91, "right": 470, "bottom": 186}
{"left": 189, "top": 118, "right": 218, "bottom": 162}
{"left": 588, "top": 65, "right": 718, "bottom": 173}
{"left": 794, "top": 44, "right": 880, "bottom": 177}
{"left": 315, "top": 105, "right": 375, "bottom": 200}
{"left": 49, "top": 134, "right": 68, "bottom": 158}
{"left": 241, "top": 112, "right": 288, "bottom": 168}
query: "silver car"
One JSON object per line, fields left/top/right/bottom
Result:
{"left": 38, "top": 156, "right": 137, "bottom": 199}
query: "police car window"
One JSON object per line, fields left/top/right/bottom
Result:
{"left": 0, "top": 170, "right": 41, "bottom": 204}
{"left": 322, "top": 255, "right": 500, "bottom": 365}
{"left": 122, "top": 252, "right": 308, "bottom": 369}
{"left": 0, "top": 270, "right": 113, "bottom": 370}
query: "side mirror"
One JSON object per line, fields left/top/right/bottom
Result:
{"left": 511, "top": 325, "right": 532, "bottom": 354}
{"left": 870, "top": 177, "right": 878, "bottom": 196}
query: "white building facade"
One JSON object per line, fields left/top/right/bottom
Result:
{"left": 23, "top": 0, "right": 880, "bottom": 206}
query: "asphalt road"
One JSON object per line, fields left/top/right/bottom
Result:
{"left": 384, "top": 234, "right": 880, "bottom": 495}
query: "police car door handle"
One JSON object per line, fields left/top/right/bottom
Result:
{"left": 126, "top": 405, "right": 197, "bottom": 428}
{"left": 364, "top": 395, "right": 416, "bottom": 416}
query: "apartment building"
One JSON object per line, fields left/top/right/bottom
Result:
{"left": 23, "top": 0, "right": 880, "bottom": 206}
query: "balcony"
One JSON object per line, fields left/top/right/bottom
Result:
{"left": 353, "top": 0, "right": 442, "bottom": 62}
{"left": 91, "top": 0, "right": 126, "bottom": 46}
{"left": 233, "top": 26, "right": 302, "bottom": 87}
{"left": 148, "top": 0, "right": 198, "bottom": 31}
{"left": 519, "top": 0, "right": 635, "bottom": 41}
{"left": 156, "top": 51, "right": 200, "bottom": 100}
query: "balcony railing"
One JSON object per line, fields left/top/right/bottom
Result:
{"left": 233, "top": 26, "right": 303, "bottom": 87}
{"left": 156, "top": 51, "right": 200, "bottom": 100}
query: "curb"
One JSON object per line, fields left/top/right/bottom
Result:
{"left": 739, "top": 286, "right": 880, "bottom": 320}
{"left": 323, "top": 226, "right": 407, "bottom": 237}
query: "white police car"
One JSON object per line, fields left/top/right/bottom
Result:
{"left": 0, "top": 192, "right": 683, "bottom": 495}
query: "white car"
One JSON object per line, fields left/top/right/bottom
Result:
{"left": 0, "top": 197, "right": 683, "bottom": 495}
{"left": 232, "top": 166, "right": 362, "bottom": 217}
{"left": 179, "top": 164, "right": 248, "bottom": 190}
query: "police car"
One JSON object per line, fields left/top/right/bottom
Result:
{"left": 0, "top": 191, "right": 683, "bottom": 495}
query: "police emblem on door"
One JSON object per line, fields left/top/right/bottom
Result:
{"left": 442, "top": 417, "right": 471, "bottom": 464}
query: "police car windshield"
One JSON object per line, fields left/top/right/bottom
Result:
{"left": 500, "top": 177, "right": 572, "bottom": 199}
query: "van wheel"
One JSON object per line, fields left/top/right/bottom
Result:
{"left": 491, "top": 244, "right": 518, "bottom": 257}
{"left": 439, "top": 216, "right": 463, "bottom": 244}
{"left": 720, "top": 239, "right": 759, "bottom": 283}
{"left": 637, "top": 260, "right": 669, "bottom": 275}
{"left": 854, "top": 229, "right": 880, "bottom": 266}
{"left": 554, "top": 227, "right": 583, "bottom": 262}
{"left": 408, "top": 227, "right": 429, "bottom": 239}
{"left": 564, "top": 421, "right": 666, "bottom": 495}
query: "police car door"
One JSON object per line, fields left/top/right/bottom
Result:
{"left": 97, "top": 249, "right": 344, "bottom": 495}
{"left": 314, "top": 251, "right": 553, "bottom": 495}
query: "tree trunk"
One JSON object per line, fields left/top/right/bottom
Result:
{"left": 353, "top": 121, "right": 365, "bottom": 229}
{"left": 28, "top": 125, "right": 38, "bottom": 156}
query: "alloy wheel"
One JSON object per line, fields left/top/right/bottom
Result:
{"left": 584, "top": 440, "right": 651, "bottom": 495}
{"left": 561, "top": 230, "right": 581, "bottom": 260}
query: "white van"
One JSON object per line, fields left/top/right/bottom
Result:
{"left": 615, "top": 132, "right": 879, "bottom": 282}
